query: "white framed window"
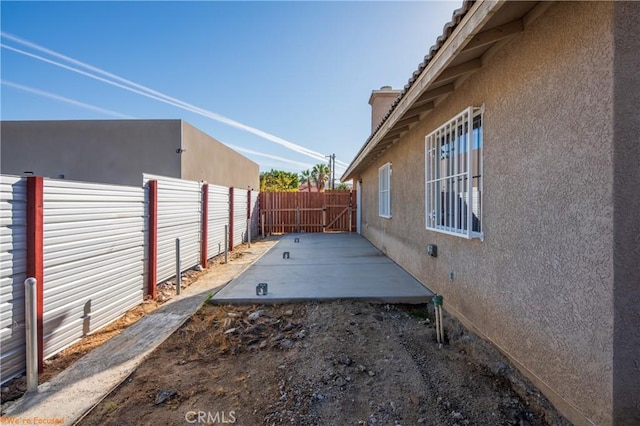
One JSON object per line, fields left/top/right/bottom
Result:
{"left": 379, "top": 162, "right": 392, "bottom": 218}
{"left": 425, "top": 106, "right": 483, "bottom": 239}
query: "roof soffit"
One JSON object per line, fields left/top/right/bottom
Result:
{"left": 342, "top": 1, "right": 545, "bottom": 181}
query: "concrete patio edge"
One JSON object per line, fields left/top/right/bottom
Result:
{"left": 210, "top": 295, "right": 433, "bottom": 305}
{"left": 212, "top": 233, "right": 434, "bottom": 305}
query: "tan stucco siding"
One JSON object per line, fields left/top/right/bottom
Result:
{"left": 357, "top": 2, "right": 614, "bottom": 425}
{"left": 0, "top": 120, "right": 181, "bottom": 186}
{"left": 180, "top": 122, "right": 259, "bottom": 190}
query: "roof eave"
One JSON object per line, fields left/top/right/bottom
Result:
{"left": 341, "top": 0, "right": 509, "bottom": 182}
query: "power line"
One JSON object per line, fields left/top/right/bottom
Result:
{"left": 2, "top": 80, "right": 136, "bottom": 119}
{"left": 226, "top": 144, "right": 315, "bottom": 170}
{"left": 1, "top": 32, "right": 349, "bottom": 170}
{"left": 1, "top": 79, "right": 312, "bottom": 171}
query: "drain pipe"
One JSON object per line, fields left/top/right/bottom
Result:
{"left": 433, "top": 295, "right": 444, "bottom": 348}
{"left": 434, "top": 298, "right": 441, "bottom": 344}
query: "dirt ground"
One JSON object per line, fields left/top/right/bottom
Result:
{"left": 81, "top": 301, "right": 570, "bottom": 426}
{"left": 0, "top": 246, "right": 252, "bottom": 409}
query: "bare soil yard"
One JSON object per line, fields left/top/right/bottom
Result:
{"left": 0, "top": 245, "right": 254, "bottom": 411}
{"left": 81, "top": 301, "right": 569, "bottom": 426}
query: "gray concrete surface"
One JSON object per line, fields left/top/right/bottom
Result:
{"left": 3, "top": 234, "right": 433, "bottom": 424}
{"left": 213, "top": 233, "right": 433, "bottom": 304}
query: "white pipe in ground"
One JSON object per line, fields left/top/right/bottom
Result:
{"left": 25, "top": 277, "right": 38, "bottom": 392}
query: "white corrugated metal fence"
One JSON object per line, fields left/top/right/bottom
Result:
{"left": 42, "top": 179, "right": 146, "bottom": 358}
{"left": 1, "top": 173, "right": 253, "bottom": 382}
{"left": 207, "top": 184, "right": 229, "bottom": 258}
{"left": 0, "top": 176, "right": 28, "bottom": 383}
{"left": 233, "top": 188, "right": 248, "bottom": 247}
{"left": 144, "top": 174, "right": 202, "bottom": 282}
{"left": 250, "top": 190, "right": 260, "bottom": 238}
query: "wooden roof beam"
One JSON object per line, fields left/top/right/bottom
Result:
{"left": 395, "top": 114, "right": 421, "bottom": 128}
{"left": 414, "top": 84, "right": 455, "bottom": 107}
{"left": 371, "top": 140, "right": 392, "bottom": 150}
{"left": 463, "top": 19, "right": 524, "bottom": 51}
{"left": 433, "top": 58, "right": 482, "bottom": 84}
{"left": 378, "top": 135, "right": 399, "bottom": 146}
{"left": 385, "top": 125, "right": 410, "bottom": 138}
{"left": 406, "top": 101, "right": 435, "bottom": 118}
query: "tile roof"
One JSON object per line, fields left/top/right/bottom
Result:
{"left": 368, "top": 0, "right": 475, "bottom": 147}
{"left": 343, "top": 0, "right": 550, "bottom": 182}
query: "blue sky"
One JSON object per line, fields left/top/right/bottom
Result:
{"left": 1, "top": 1, "right": 461, "bottom": 177}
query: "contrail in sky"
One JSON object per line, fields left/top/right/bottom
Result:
{"left": 2, "top": 80, "right": 136, "bottom": 119}
{"left": 226, "top": 144, "right": 315, "bottom": 170}
{"left": 1, "top": 32, "right": 349, "bottom": 169}
{"left": 1, "top": 79, "right": 314, "bottom": 170}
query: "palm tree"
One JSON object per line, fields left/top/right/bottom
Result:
{"left": 299, "top": 169, "right": 312, "bottom": 192}
{"left": 311, "top": 163, "right": 330, "bottom": 192}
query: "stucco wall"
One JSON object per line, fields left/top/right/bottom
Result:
{"left": 357, "top": 2, "right": 615, "bottom": 425}
{"left": 180, "top": 122, "right": 259, "bottom": 190}
{"left": 0, "top": 120, "right": 181, "bottom": 186}
{"left": 612, "top": 2, "right": 640, "bottom": 424}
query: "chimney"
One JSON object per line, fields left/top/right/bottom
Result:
{"left": 369, "top": 86, "right": 401, "bottom": 132}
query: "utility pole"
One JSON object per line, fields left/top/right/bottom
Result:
{"left": 326, "top": 154, "right": 336, "bottom": 191}
{"left": 331, "top": 154, "right": 336, "bottom": 190}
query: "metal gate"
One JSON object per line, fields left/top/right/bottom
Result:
{"left": 0, "top": 175, "right": 28, "bottom": 383}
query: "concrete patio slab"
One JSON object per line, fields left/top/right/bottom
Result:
{"left": 212, "top": 233, "right": 433, "bottom": 304}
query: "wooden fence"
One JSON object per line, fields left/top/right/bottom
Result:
{"left": 259, "top": 190, "right": 357, "bottom": 234}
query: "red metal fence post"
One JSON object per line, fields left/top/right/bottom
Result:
{"left": 247, "top": 190, "right": 251, "bottom": 219}
{"left": 247, "top": 190, "right": 252, "bottom": 243}
{"left": 264, "top": 192, "right": 268, "bottom": 236}
{"left": 201, "top": 183, "right": 209, "bottom": 268}
{"left": 259, "top": 192, "right": 263, "bottom": 237}
{"left": 229, "top": 187, "right": 234, "bottom": 251}
{"left": 26, "top": 176, "right": 44, "bottom": 373}
{"left": 148, "top": 180, "right": 158, "bottom": 299}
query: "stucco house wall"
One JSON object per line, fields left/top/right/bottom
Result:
{"left": 0, "top": 119, "right": 259, "bottom": 190}
{"left": 354, "top": 2, "right": 634, "bottom": 425}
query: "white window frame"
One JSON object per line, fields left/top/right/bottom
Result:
{"left": 378, "top": 162, "right": 392, "bottom": 218}
{"left": 425, "top": 106, "right": 483, "bottom": 239}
